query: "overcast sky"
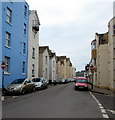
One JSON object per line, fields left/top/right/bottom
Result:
{"left": 27, "top": 0, "right": 114, "bottom": 71}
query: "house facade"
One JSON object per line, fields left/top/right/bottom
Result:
{"left": 56, "top": 56, "right": 62, "bottom": 80}
{"left": 28, "top": 10, "right": 40, "bottom": 79}
{"left": 39, "top": 46, "right": 50, "bottom": 82}
{"left": 49, "top": 51, "right": 57, "bottom": 83}
{"left": 87, "top": 17, "right": 115, "bottom": 91}
{"left": 108, "top": 17, "right": 115, "bottom": 91}
{"left": 1, "top": 0, "right": 29, "bottom": 87}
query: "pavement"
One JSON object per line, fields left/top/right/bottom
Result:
{"left": 91, "top": 86, "right": 115, "bottom": 96}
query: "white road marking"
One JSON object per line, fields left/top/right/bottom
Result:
{"left": 101, "top": 109, "right": 106, "bottom": 113}
{"left": 103, "top": 114, "right": 109, "bottom": 118}
{"left": 106, "top": 109, "right": 115, "bottom": 114}
{"left": 89, "top": 91, "right": 109, "bottom": 118}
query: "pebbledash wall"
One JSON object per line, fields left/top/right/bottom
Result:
{"left": 1, "top": 0, "right": 29, "bottom": 87}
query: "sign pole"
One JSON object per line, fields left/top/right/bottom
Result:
{"left": 2, "top": 69, "right": 4, "bottom": 96}
{"left": 1, "top": 61, "right": 6, "bottom": 96}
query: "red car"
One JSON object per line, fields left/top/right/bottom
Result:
{"left": 75, "top": 77, "right": 88, "bottom": 90}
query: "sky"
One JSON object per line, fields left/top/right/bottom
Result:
{"left": 27, "top": 0, "right": 114, "bottom": 71}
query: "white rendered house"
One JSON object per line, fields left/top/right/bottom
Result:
{"left": 28, "top": 10, "right": 40, "bottom": 79}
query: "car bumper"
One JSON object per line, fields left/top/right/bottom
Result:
{"left": 75, "top": 86, "right": 88, "bottom": 89}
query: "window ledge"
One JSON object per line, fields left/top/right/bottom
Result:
{"left": 32, "top": 57, "right": 35, "bottom": 59}
{"left": 24, "top": 16, "right": 27, "bottom": 19}
{"left": 22, "top": 73, "right": 26, "bottom": 75}
{"left": 6, "top": 21, "right": 12, "bottom": 26}
{"left": 4, "top": 72, "right": 10, "bottom": 75}
{"left": 24, "top": 34, "right": 27, "bottom": 37}
{"left": 5, "top": 45, "right": 11, "bottom": 49}
{"left": 22, "top": 54, "right": 26, "bottom": 56}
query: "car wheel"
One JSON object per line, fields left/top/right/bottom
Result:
{"left": 21, "top": 89, "right": 26, "bottom": 95}
{"left": 32, "top": 87, "right": 36, "bottom": 92}
{"left": 41, "top": 85, "right": 43, "bottom": 90}
{"left": 46, "top": 85, "right": 48, "bottom": 89}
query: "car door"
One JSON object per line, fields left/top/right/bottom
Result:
{"left": 26, "top": 80, "right": 33, "bottom": 91}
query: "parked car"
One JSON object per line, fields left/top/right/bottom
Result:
{"left": 60, "top": 79, "right": 66, "bottom": 84}
{"left": 32, "top": 77, "right": 48, "bottom": 90}
{"left": 6, "top": 78, "right": 35, "bottom": 95}
{"left": 75, "top": 77, "right": 88, "bottom": 90}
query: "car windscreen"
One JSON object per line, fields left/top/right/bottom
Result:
{"left": 11, "top": 79, "right": 25, "bottom": 84}
{"left": 77, "top": 79, "right": 87, "bottom": 83}
{"left": 32, "top": 78, "right": 41, "bottom": 82}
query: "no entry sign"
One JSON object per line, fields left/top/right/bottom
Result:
{"left": 1, "top": 62, "right": 6, "bottom": 70}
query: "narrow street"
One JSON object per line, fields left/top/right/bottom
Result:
{"left": 2, "top": 83, "right": 112, "bottom": 118}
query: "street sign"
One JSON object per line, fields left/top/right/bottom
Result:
{"left": 1, "top": 62, "right": 6, "bottom": 70}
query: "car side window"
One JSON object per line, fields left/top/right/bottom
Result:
{"left": 27, "top": 80, "right": 31, "bottom": 83}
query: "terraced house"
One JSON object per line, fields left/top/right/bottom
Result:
{"left": 0, "top": 0, "right": 29, "bottom": 87}
{"left": 39, "top": 46, "right": 50, "bottom": 82}
{"left": 88, "top": 17, "right": 115, "bottom": 91}
{"left": 28, "top": 10, "right": 40, "bottom": 79}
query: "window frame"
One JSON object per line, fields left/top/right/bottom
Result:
{"left": 4, "top": 56, "right": 10, "bottom": 73}
{"left": 6, "top": 31, "right": 11, "bottom": 47}
{"left": 22, "top": 42, "right": 26, "bottom": 55}
{"left": 24, "top": 5, "right": 27, "bottom": 17}
{"left": 24, "top": 23, "right": 26, "bottom": 35}
{"left": 22, "top": 61, "right": 26, "bottom": 74}
{"left": 6, "top": 7, "right": 12, "bottom": 24}
{"left": 113, "top": 25, "right": 115, "bottom": 35}
{"left": 32, "top": 64, "right": 35, "bottom": 77}
{"left": 32, "top": 48, "right": 35, "bottom": 59}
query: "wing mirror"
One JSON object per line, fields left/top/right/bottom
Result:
{"left": 24, "top": 81, "right": 27, "bottom": 84}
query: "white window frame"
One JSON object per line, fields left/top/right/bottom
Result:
{"left": 6, "top": 32, "right": 11, "bottom": 47}
{"left": 24, "top": 23, "right": 26, "bottom": 35}
{"left": 22, "top": 42, "right": 26, "bottom": 55}
{"left": 24, "top": 5, "right": 27, "bottom": 17}
{"left": 6, "top": 7, "right": 12, "bottom": 24}
{"left": 32, "top": 48, "right": 35, "bottom": 59}
{"left": 32, "top": 64, "right": 35, "bottom": 77}
{"left": 113, "top": 25, "right": 115, "bottom": 35}
{"left": 22, "top": 61, "right": 25, "bottom": 74}
{"left": 4, "top": 56, "right": 10, "bottom": 73}
{"left": 46, "top": 56, "right": 47, "bottom": 64}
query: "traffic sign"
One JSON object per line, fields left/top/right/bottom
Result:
{"left": 1, "top": 62, "right": 6, "bottom": 70}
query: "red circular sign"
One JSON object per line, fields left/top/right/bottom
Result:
{"left": 1, "top": 62, "right": 6, "bottom": 69}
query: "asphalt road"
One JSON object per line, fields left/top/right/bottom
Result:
{"left": 2, "top": 83, "right": 107, "bottom": 118}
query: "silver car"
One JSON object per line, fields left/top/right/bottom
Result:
{"left": 32, "top": 77, "right": 48, "bottom": 90}
{"left": 6, "top": 78, "right": 35, "bottom": 95}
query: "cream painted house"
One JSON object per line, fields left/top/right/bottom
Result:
{"left": 96, "top": 32, "right": 109, "bottom": 89}
{"left": 72, "top": 67, "right": 76, "bottom": 78}
{"left": 28, "top": 10, "right": 40, "bottom": 79}
{"left": 89, "top": 17, "right": 115, "bottom": 91}
{"left": 59, "top": 56, "right": 67, "bottom": 79}
{"left": 108, "top": 17, "right": 115, "bottom": 91}
{"left": 56, "top": 57, "right": 61, "bottom": 80}
{"left": 66, "top": 58, "right": 71, "bottom": 79}
{"left": 39, "top": 46, "right": 50, "bottom": 82}
{"left": 49, "top": 51, "right": 57, "bottom": 83}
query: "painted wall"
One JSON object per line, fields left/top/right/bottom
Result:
{"left": 0, "top": 1, "right": 2, "bottom": 88}
{"left": 49, "top": 55, "right": 56, "bottom": 81}
{"left": 39, "top": 49, "right": 49, "bottom": 82}
{"left": 2, "top": 1, "right": 29, "bottom": 87}
{"left": 108, "top": 17, "right": 115, "bottom": 91}
{"left": 28, "top": 10, "right": 40, "bottom": 79}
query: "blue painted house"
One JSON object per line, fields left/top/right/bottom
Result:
{"left": 0, "top": 0, "right": 29, "bottom": 87}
